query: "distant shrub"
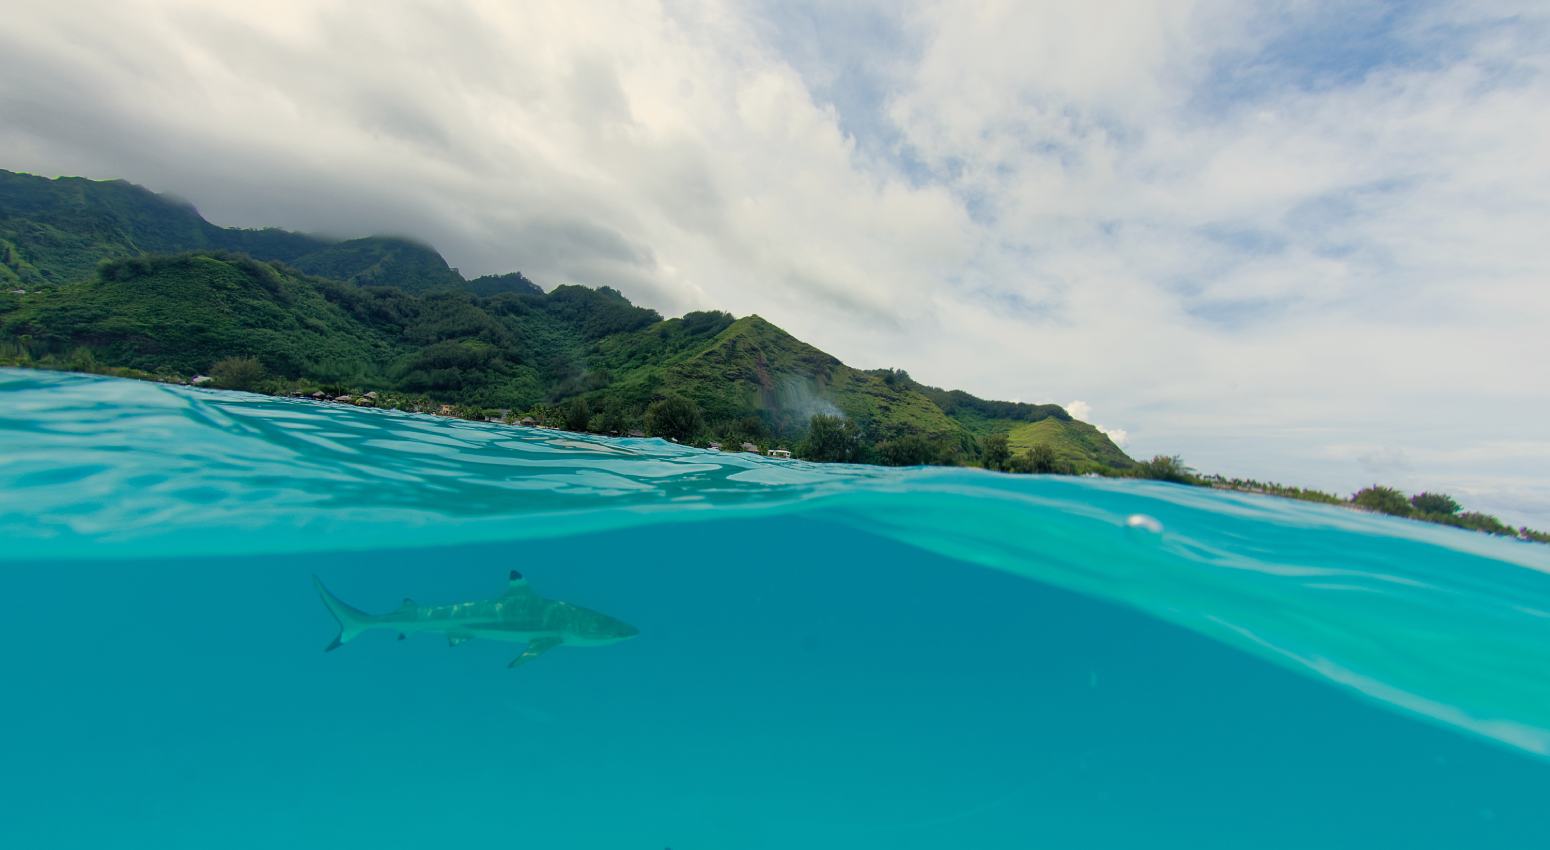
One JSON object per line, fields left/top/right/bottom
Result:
{"left": 981, "top": 433, "right": 1011, "bottom": 471}
{"left": 1137, "top": 454, "right": 1196, "bottom": 484}
{"left": 736, "top": 414, "right": 770, "bottom": 442}
{"left": 1352, "top": 485, "right": 1413, "bottom": 517}
{"left": 801, "top": 414, "right": 863, "bottom": 463}
{"left": 1010, "top": 443, "right": 1067, "bottom": 475}
{"left": 1453, "top": 511, "right": 1513, "bottom": 535}
{"left": 210, "top": 356, "right": 267, "bottom": 391}
{"left": 644, "top": 395, "right": 703, "bottom": 442}
{"left": 876, "top": 434, "right": 935, "bottom": 466}
{"left": 67, "top": 346, "right": 99, "bottom": 374}
{"left": 1520, "top": 527, "right": 1550, "bottom": 544}
{"left": 597, "top": 402, "right": 634, "bottom": 435}
{"left": 1410, "top": 492, "right": 1461, "bottom": 516}
{"left": 562, "top": 397, "right": 592, "bottom": 432}
{"left": 0, "top": 338, "right": 31, "bottom": 365}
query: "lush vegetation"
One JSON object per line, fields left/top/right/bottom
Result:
{"left": 1115, "top": 466, "right": 1541, "bottom": 542}
{"left": 287, "top": 237, "right": 465, "bottom": 292}
{"left": 0, "top": 170, "right": 1132, "bottom": 469}
{"left": 466, "top": 272, "right": 544, "bottom": 297}
{"left": 0, "top": 169, "right": 462, "bottom": 292}
{"left": 2, "top": 169, "right": 1541, "bottom": 544}
{"left": 1180, "top": 475, "right": 1544, "bottom": 543}
{"left": 209, "top": 355, "right": 267, "bottom": 391}
{"left": 1344, "top": 485, "right": 1534, "bottom": 538}
{"left": 801, "top": 414, "right": 865, "bottom": 463}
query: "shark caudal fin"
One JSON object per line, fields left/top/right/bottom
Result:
{"left": 313, "top": 576, "right": 374, "bottom": 652}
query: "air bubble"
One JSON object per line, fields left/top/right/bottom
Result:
{"left": 1126, "top": 513, "right": 1163, "bottom": 534}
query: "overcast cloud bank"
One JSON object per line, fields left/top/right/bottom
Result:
{"left": 3, "top": 0, "right": 1546, "bottom": 524}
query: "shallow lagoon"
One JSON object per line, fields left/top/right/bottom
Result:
{"left": 3, "top": 369, "right": 1549, "bottom": 848}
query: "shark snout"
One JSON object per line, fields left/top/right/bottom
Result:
{"left": 576, "top": 612, "right": 639, "bottom": 644}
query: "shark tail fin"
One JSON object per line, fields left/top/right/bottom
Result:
{"left": 313, "top": 576, "right": 373, "bottom": 652}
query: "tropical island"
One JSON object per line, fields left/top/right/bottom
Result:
{"left": 1, "top": 169, "right": 1543, "bottom": 544}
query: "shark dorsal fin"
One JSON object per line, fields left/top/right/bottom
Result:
{"left": 504, "top": 570, "right": 533, "bottom": 597}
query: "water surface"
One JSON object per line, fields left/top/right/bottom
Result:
{"left": 2, "top": 369, "right": 1549, "bottom": 848}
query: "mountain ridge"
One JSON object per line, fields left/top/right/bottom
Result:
{"left": 0, "top": 169, "right": 1131, "bottom": 470}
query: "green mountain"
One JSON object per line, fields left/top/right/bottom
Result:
{"left": 0, "top": 170, "right": 1132, "bottom": 470}
{"left": 590, "top": 314, "right": 976, "bottom": 452}
{"left": 288, "top": 236, "right": 464, "bottom": 292}
{"left": 0, "top": 170, "right": 458, "bottom": 292}
{"left": 0, "top": 171, "right": 307, "bottom": 285}
{"left": 467, "top": 272, "right": 544, "bottom": 297}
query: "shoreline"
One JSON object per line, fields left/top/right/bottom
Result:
{"left": 3, "top": 362, "right": 1545, "bottom": 546}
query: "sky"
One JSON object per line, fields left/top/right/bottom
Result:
{"left": 2, "top": 0, "right": 1548, "bottom": 525}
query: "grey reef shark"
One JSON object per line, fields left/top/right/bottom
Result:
{"left": 314, "top": 571, "right": 639, "bottom": 668}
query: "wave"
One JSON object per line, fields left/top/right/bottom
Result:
{"left": 3, "top": 367, "right": 1550, "bottom": 759}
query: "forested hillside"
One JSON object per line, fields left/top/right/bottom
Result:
{"left": 0, "top": 169, "right": 1132, "bottom": 470}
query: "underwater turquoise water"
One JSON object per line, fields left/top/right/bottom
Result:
{"left": 2, "top": 368, "right": 1550, "bottom": 849}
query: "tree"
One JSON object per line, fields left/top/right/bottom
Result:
{"left": 801, "top": 414, "right": 862, "bottom": 463}
{"left": 210, "top": 355, "right": 266, "bottom": 391}
{"left": 598, "top": 402, "right": 633, "bottom": 435}
{"left": 1007, "top": 443, "right": 1065, "bottom": 474}
{"left": 1352, "top": 485, "right": 1412, "bottom": 517}
{"left": 1137, "top": 454, "right": 1195, "bottom": 484}
{"left": 1454, "top": 511, "right": 1513, "bottom": 535}
{"left": 1410, "top": 492, "right": 1461, "bottom": 516}
{"left": 1027, "top": 443, "right": 1061, "bottom": 474}
{"left": 981, "top": 433, "right": 1011, "bottom": 471}
{"left": 736, "top": 414, "right": 770, "bottom": 442}
{"left": 67, "top": 346, "right": 99, "bottom": 373}
{"left": 877, "top": 434, "right": 936, "bottom": 466}
{"left": 644, "top": 395, "right": 703, "bottom": 442}
{"left": 562, "top": 397, "right": 592, "bottom": 432}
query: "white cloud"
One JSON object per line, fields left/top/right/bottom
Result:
{"left": 1066, "top": 400, "right": 1130, "bottom": 448}
{"left": 2, "top": 0, "right": 1547, "bottom": 525}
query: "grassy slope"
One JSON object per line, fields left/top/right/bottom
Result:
{"left": 909, "top": 384, "right": 1068, "bottom": 436}
{"left": 1007, "top": 418, "right": 1133, "bottom": 470}
{"left": 900, "top": 376, "right": 1131, "bottom": 468}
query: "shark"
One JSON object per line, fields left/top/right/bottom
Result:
{"left": 314, "top": 571, "right": 639, "bottom": 668}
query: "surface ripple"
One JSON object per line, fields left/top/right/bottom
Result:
{"left": 3, "top": 368, "right": 1550, "bottom": 759}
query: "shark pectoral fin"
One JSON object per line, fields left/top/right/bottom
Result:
{"left": 509, "top": 636, "right": 563, "bottom": 669}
